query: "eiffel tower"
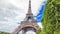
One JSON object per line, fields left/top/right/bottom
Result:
{"left": 12, "top": 0, "right": 40, "bottom": 34}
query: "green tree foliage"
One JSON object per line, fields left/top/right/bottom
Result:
{"left": 0, "top": 31, "right": 10, "bottom": 34}
{"left": 37, "top": 0, "right": 60, "bottom": 34}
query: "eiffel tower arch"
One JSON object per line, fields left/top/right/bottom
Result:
{"left": 12, "top": 0, "right": 40, "bottom": 34}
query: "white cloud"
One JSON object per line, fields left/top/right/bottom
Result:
{"left": 0, "top": 0, "right": 46, "bottom": 33}
{"left": 18, "top": 30, "right": 36, "bottom": 34}
{"left": 26, "top": 31, "right": 36, "bottom": 34}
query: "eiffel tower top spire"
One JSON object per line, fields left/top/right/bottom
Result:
{"left": 27, "top": 0, "right": 32, "bottom": 14}
{"left": 25, "top": 0, "right": 35, "bottom": 21}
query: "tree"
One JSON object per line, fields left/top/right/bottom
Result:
{"left": 37, "top": 0, "right": 60, "bottom": 34}
{"left": 0, "top": 31, "right": 10, "bottom": 34}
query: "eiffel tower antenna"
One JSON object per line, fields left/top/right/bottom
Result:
{"left": 28, "top": 0, "right": 32, "bottom": 14}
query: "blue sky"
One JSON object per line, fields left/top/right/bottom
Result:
{"left": 0, "top": 0, "right": 46, "bottom": 33}
{"left": 34, "top": 1, "right": 46, "bottom": 22}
